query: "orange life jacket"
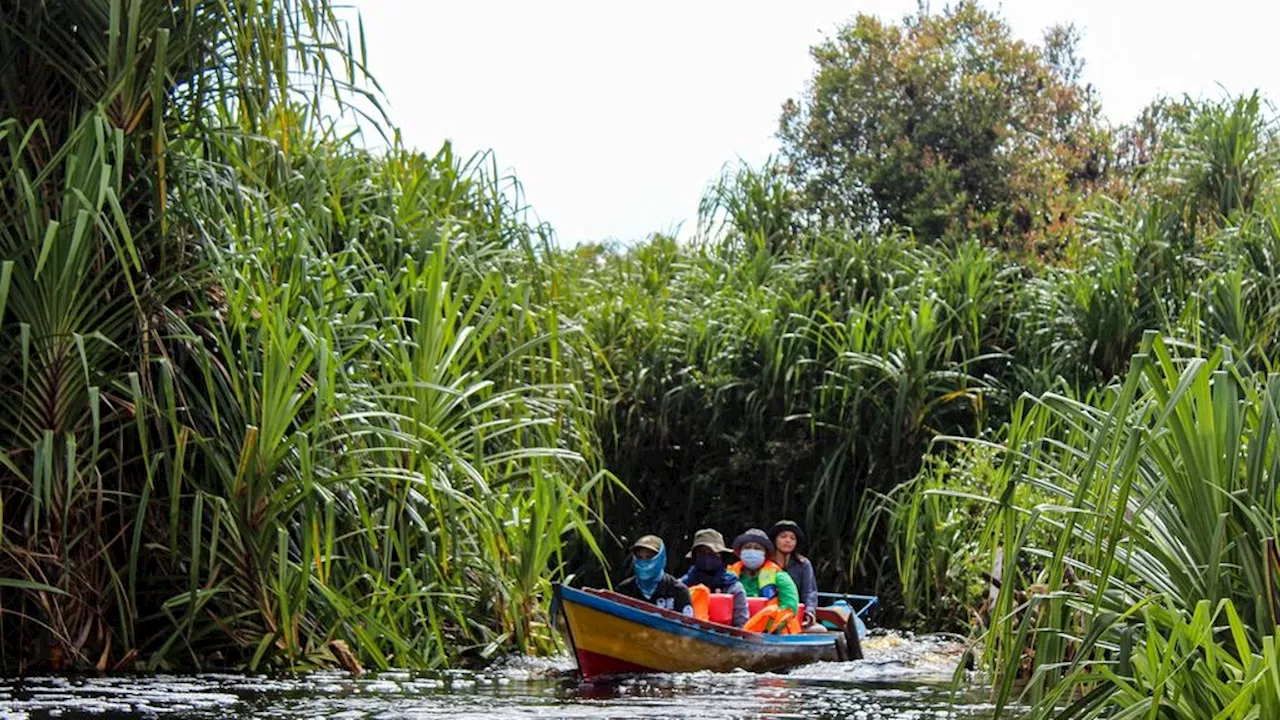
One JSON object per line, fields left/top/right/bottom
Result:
{"left": 742, "top": 604, "right": 801, "bottom": 634}
{"left": 727, "top": 559, "right": 783, "bottom": 594}
{"left": 688, "top": 584, "right": 711, "bottom": 621}
{"left": 727, "top": 560, "right": 800, "bottom": 634}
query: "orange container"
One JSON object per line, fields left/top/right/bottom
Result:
{"left": 707, "top": 594, "right": 804, "bottom": 626}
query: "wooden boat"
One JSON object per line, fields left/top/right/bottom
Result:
{"left": 553, "top": 584, "right": 865, "bottom": 680}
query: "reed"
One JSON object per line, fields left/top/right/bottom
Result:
{"left": 11, "top": 2, "right": 1280, "bottom": 698}
{"left": 0, "top": 0, "right": 611, "bottom": 672}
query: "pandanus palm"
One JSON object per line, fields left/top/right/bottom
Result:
{"left": 0, "top": 0, "right": 369, "bottom": 671}
{"left": 0, "top": 0, "right": 620, "bottom": 673}
{"left": 966, "top": 333, "right": 1280, "bottom": 715}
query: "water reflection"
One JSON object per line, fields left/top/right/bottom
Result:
{"left": 0, "top": 633, "right": 1015, "bottom": 719}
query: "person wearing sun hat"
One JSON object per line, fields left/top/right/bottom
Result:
{"left": 728, "top": 528, "right": 801, "bottom": 634}
{"left": 769, "top": 519, "right": 819, "bottom": 629}
{"left": 616, "top": 534, "right": 693, "bottom": 616}
{"left": 679, "top": 528, "right": 748, "bottom": 627}
{"left": 728, "top": 530, "right": 799, "bottom": 611}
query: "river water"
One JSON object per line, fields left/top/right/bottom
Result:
{"left": 0, "top": 633, "right": 1019, "bottom": 719}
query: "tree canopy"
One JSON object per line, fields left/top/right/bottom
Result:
{"left": 779, "top": 1, "right": 1111, "bottom": 254}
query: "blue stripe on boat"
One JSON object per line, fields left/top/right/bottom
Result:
{"left": 558, "top": 586, "right": 837, "bottom": 648}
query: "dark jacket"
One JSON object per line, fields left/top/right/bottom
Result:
{"left": 680, "top": 567, "right": 749, "bottom": 628}
{"left": 780, "top": 554, "right": 818, "bottom": 618}
{"left": 617, "top": 574, "right": 694, "bottom": 616}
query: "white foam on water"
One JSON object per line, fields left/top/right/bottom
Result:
{"left": 487, "top": 652, "right": 576, "bottom": 679}
{"left": 0, "top": 633, "right": 1011, "bottom": 719}
{"left": 786, "top": 631, "right": 973, "bottom": 684}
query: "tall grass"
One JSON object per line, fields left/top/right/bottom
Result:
{"left": 10, "top": 0, "right": 1280, "bottom": 695}
{"left": 571, "top": 182, "right": 1012, "bottom": 588}
{"left": 953, "top": 334, "right": 1280, "bottom": 716}
{"left": 158, "top": 138, "right": 611, "bottom": 669}
{"left": 0, "top": 0, "right": 611, "bottom": 672}
{"left": 578, "top": 93, "right": 1280, "bottom": 634}
{"left": 846, "top": 96, "right": 1280, "bottom": 714}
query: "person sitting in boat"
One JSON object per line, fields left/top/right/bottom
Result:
{"left": 679, "top": 528, "right": 749, "bottom": 627}
{"left": 769, "top": 520, "right": 819, "bottom": 630}
{"left": 615, "top": 534, "right": 694, "bottom": 616}
{"left": 729, "top": 528, "right": 802, "bottom": 634}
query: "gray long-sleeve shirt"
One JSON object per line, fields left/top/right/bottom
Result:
{"left": 781, "top": 554, "right": 819, "bottom": 617}
{"left": 721, "top": 581, "right": 749, "bottom": 628}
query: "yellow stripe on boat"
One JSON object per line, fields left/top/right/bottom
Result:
{"left": 555, "top": 584, "right": 845, "bottom": 678}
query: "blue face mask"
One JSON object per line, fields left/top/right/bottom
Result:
{"left": 740, "top": 549, "right": 766, "bottom": 571}
{"left": 695, "top": 553, "right": 723, "bottom": 573}
{"left": 633, "top": 545, "right": 666, "bottom": 598}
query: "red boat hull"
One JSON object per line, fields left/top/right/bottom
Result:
{"left": 575, "top": 649, "right": 657, "bottom": 678}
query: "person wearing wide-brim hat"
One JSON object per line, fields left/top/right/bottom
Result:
{"left": 679, "top": 528, "right": 748, "bottom": 627}
{"left": 682, "top": 527, "right": 733, "bottom": 558}
{"left": 769, "top": 520, "right": 819, "bottom": 628}
{"left": 616, "top": 534, "right": 694, "bottom": 616}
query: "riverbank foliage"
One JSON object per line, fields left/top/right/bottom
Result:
{"left": 0, "top": 0, "right": 609, "bottom": 672}
{"left": 6, "top": 2, "right": 1280, "bottom": 709}
{"left": 560, "top": 6, "right": 1280, "bottom": 715}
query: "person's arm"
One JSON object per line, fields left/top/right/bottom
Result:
{"left": 775, "top": 570, "right": 800, "bottom": 614}
{"left": 757, "top": 575, "right": 777, "bottom": 601}
{"left": 801, "top": 560, "right": 819, "bottom": 622}
{"left": 730, "top": 583, "right": 749, "bottom": 628}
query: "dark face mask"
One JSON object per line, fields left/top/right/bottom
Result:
{"left": 695, "top": 554, "right": 723, "bottom": 572}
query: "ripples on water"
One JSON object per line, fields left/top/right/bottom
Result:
{"left": 0, "top": 632, "right": 1018, "bottom": 719}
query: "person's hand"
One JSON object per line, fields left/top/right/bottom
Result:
{"left": 803, "top": 611, "right": 816, "bottom": 627}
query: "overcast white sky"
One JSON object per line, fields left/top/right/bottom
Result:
{"left": 349, "top": 0, "right": 1280, "bottom": 246}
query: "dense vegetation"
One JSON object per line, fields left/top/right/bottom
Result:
{"left": 560, "top": 6, "right": 1280, "bottom": 716}
{"left": 6, "top": 0, "right": 1280, "bottom": 712}
{"left": 0, "top": 0, "right": 610, "bottom": 673}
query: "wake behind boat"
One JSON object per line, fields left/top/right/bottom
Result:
{"left": 554, "top": 584, "right": 867, "bottom": 680}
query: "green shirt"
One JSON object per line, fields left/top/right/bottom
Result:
{"left": 738, "top": 565, "right": 800, "bottom": 614}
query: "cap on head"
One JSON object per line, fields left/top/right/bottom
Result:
{"left": 686, "top": 528, "right": 732, "bottom": 558}
{"left": 732, "top": 528, "right": 775, "bottom": 555}
{"left": 630, "top": 534, "right": 664, "bottom": 555}
{"left": 768, "top": 520, "right": 805, "bottom": 547}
